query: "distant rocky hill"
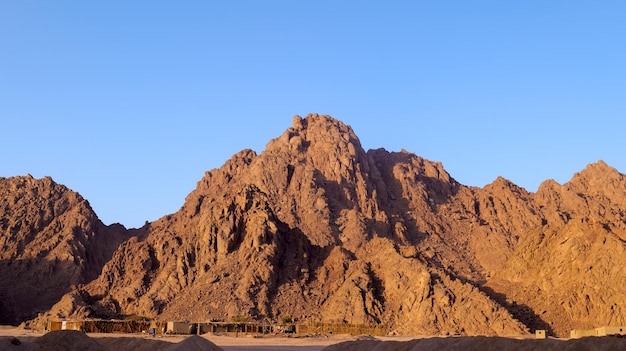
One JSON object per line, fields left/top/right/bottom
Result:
{"left": 2, "top": 114, "right": 625, "bottom": 337}
{"left": 0, "top": 175, "right": 130, "bottom": 324}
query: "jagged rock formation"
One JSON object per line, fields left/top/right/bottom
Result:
{"left": 485, "top": 161, "right": 626, "bottom": 336}
{"left": 2, "top": 114, "right": 626, "bottom": 337}
{"left": 0, "top": 175, "right": 129, "bottom": 324}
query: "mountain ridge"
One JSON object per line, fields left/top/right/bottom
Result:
{"left": 2, "top": 114, "right": 624, "bottom": 337}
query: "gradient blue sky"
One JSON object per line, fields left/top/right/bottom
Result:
{"left": 2, "top": 1, "right": 625, "bottom": 228}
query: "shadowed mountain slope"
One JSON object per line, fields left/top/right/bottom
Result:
{"left": 0, "top": 175, "right": 130, "bottom": 324}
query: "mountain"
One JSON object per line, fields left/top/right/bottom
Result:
{"left": 2, "top": 114, "right": 625, "bottom": 337}
{"left": 0, "top": 175, "right": 130, "bottom": 324}
{"left": 485, "top": 161, "right": 626, "bottom": 336}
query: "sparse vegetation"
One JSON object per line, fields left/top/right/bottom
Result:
{"left": 231, "top": 316, "right": 249, "bottom": 323}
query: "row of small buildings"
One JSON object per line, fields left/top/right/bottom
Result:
{"left": 46, "top": 320, "right": 384, "bottom": 336}
{"left": 47, "top": 320, "right": 277, "bottom": 335}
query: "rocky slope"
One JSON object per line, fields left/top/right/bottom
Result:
{"left": 0, "top": 175, "right": 129, "bottom": 324}
{"left": 3, "top": 114, "right": 626, "bottom": 337}
{"left": 485, "top": 161, "right": 626, "bottom": 336}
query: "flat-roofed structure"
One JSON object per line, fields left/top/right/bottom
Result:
{"left": 571, "top": 326, "right": 626, "bottom": 338}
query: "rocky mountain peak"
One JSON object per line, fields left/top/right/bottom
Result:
{"left": 533, "top": 160, "right": 626, "bottom": 228}
{"left": 567, "top": 160, "right": 624, "bottom": 195}
{"left": 3, "top": 116, "right": 626, "bottom": 338}
{"left": 486, "top": 176, "right": 515, "bottom": 189}
{"left": 266, "top": 114, "right": 363, "bottom": 164}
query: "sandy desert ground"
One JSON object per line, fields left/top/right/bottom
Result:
{"left": 3, "top": 326, "right": 626, "bottom": 351}
{"left": 0, "top": 326, "right": 365, "bottom": 351}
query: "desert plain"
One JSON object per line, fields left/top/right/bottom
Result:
{"left": 0, "top": 326, "right": 365, "bottom": 351}
{"left": 3, "top": 326, "right": 626, "bottom": 351}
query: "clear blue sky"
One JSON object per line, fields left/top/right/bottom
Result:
{"left": 2, "top": 1, "right": 624, "bottom": 228}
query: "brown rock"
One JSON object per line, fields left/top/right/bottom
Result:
{"left": 0, "top": 175, "right": 129, "bottom": 324}
{"left": 3, "top": 115, "right": 626, "bottom": 338}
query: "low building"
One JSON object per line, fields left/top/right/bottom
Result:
{"left": 48, "top": 321, "right": 83, "bottom": 331}
{"left": 571, "top": 326, "right": 626, "bottom": 338}
{"left": 596, "top": 326, "right": 626, "bottom": 336}
{"left": 571, "top": 329, "right": 597, "bottom": 338}
{"left": 166, "top": 321, "right": 197, "bottom": 334}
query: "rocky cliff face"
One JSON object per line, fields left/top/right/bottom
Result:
{"left": 3, "top": 114, "right": 626, "bottom": 337}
